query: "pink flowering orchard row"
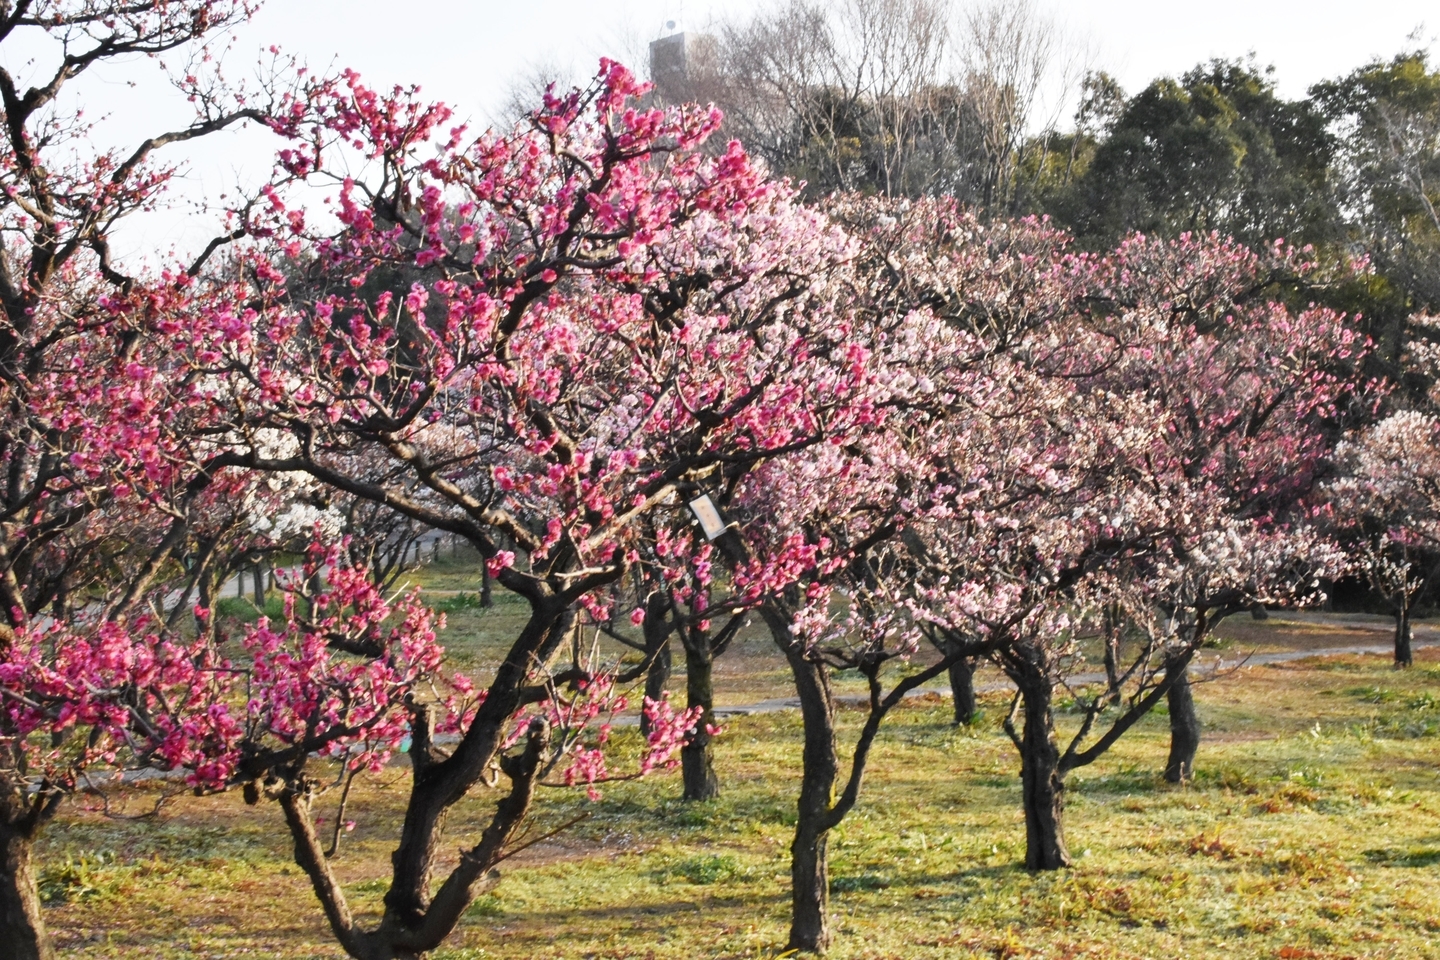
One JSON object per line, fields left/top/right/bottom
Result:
{"left": 0, "top": 5, "right": 308, "bottom": 956}
{"left": 670, "top": 199, "right": 1371, "bottom": 945}
{"left": 0, "top": 8, "right": 1387, "bottom": 959}
{"left": 1, "top": 7, "right": 727, "bottom": 956}
{"left": 183, "top": 58, "right": 889, "bottom": 960}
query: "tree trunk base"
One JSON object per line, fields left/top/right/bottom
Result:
{"left": 681, "top": 741, "right": 719, "bottom": 801}
{"left": 682, "top": 637, "right": 719, "bottom": 801}
{"left": 1395, "top": 611, "right": 1413, "bottom": 669}
{"left": 949, "top": 657, "right": 977, "bottom": 726}
{"left": 1018, "top": 683, "right": 1071, "bottom": 871}
{"left": 787, "top": 828, "right": 830, "bottom": 954}
{"left": 1164, "top": 661, "right": 1200, "bottom": 784}
{"left": 0, "top": 826, "right": 53, "bottom": 960}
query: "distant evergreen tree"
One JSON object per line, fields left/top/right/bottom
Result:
{"left": 1313, "top": 52, "right": 1440, "bottom": 366}
{"left": 1048, "top": 59, "right": 1338, "bottom": 251}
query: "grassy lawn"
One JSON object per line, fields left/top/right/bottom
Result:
{"left": 38, "top": 600, "right": 1440, "bottom": 959}
{"left": 33, "top": 624, "right": 1440, "bottom": 955}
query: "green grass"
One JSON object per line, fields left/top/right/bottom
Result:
{"left": 39, "top": 630, "right": 1440, "bottom": 959}
{"left": 399, "top": 546, "right": 493, "bottom": 593}
{"left": 213, "top": 594, "right": 281, "bottom": 622}
{"left": 213, "top": 593, "right": 317, "bottom": 624}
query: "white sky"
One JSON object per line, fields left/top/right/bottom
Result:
{"left": 2, "top": 0, "right": 1435, "bottom": 260}
{"left": 223, "top": 1, "right": 1438, "bottom": 115}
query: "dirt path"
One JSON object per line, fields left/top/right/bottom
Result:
{"left": 710, "top": 616, "right": 1434, "bottom": 718}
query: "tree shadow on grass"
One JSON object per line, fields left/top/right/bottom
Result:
{"left": 1361, "top": 846, "right": 1440, "bottom": 867}
{"left": 499, "top": 889, "right": 789, "bottom": 928}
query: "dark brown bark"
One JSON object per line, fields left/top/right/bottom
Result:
{"left": 0, "top": 765, "right": 61, "bottom": 960}
{"left": 1164, "top": 658, "right": 1199, "bottom": 783}
{"left": 1014, "top": 679, "right": 1070, "bottom": 870}
{"left": 762, "top": 605, "right": 837, "bottom": 953}
{"left": 0, "top": 824, "right": 50, "bottom": 960}
{"left": 379, "top": 604, "right": 570, "bottom": 932}
{"left": 948, "top": 656, "right": 977, "bottom": 725}
{"left": 389, "top": 721, "right": 548, "bottom": 954}
{"left": 1394, "top": 607, "right": 1413, "bottom": 668}
{"left": 782, "top": 649, "right": 836, "bottom": 953}
{"left": 640, "top": 638, "right": 671, "bottom": 740}
{"left": 760, "top": 594, "right": 966, "bottom": 952}
{"left": 278, "top": 786, "right": 363, "bottom": 958}
{"left": 277, "top": 719, "right": 550, "bottom": 960}
{"left": 788, "top": 818, "right": 830, "bottom": 954}
{"left": 680, "top": 639, "right": 719, "bottom": 801}
{"left": 252, "top": 561, "right": 266, "bottom": 610}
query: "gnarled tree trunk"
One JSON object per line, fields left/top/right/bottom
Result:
{"left": 765, "top": 609, "right": 837, "bottom": 954}
{"left": 948, "top": 656, "right": 977, "bottom": 725}
{"left": 1394, "top": 607, "right": 1414, "bottom": 668}
{"left": 353, "top": 604, "right": 573, "bottom": 954}
{"left": 680, "top": 639, "right": 719, "bottom": 800}
{"left": 757, "top": 592, "right": 963, "bottom": 953}
{"left": 1164, "top": 657, "right": 1199, "bottom": 783}
{"left": 274, "top": 719, "right": 551, "bottom": 960}
{"left": 1015, "top": 678, "right": 1070, "bottom": 870}
{"left": 789, "top": 815, "right": 830, "bottom": 954}
{"left": 0, "top": 806, "right": 52, "bottom": 960}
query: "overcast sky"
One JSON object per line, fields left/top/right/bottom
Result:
{"left": 223, "top": 1, "right": 1436, "bottom": 114}
{"left": 3, "top": 0, "right": 1434, "bottom": 258}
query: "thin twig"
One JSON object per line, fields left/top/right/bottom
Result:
{"left": 492, "top": 812, "right": 591, "bottom": 865}
{"left": 324, "top": 765, "right": 362, "bottom": 859}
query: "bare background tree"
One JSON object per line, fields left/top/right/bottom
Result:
{"left": 662, "top": 0, "right": 1081, "bottom": 209}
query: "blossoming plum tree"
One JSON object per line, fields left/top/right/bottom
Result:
{"left": 727, "top": 433, "right": 943, "bottom": 956}
{"left": 897, "top": 304, "right": 1151, "bottom": 872}
{"left": 904, "top": 231, "right": 1368, "bottom": 870}
{"left": 1329, "top": 322, "right": 1440, "bottom": 668}
{"left": 191, "top": 60, "right": 886, "bottom": 959}
{"left": 0, "top": 4, "right": 337, "bottom": 955}
{"left": 200, "top": 542, "right": 704, "bottom": 952}
{"left": 1079, "top": 233, "right": 1369, "bottom": 785}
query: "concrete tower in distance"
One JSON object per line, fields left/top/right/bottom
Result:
{"left": 649, "top": 20, "right": 688, "bottom": 104}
